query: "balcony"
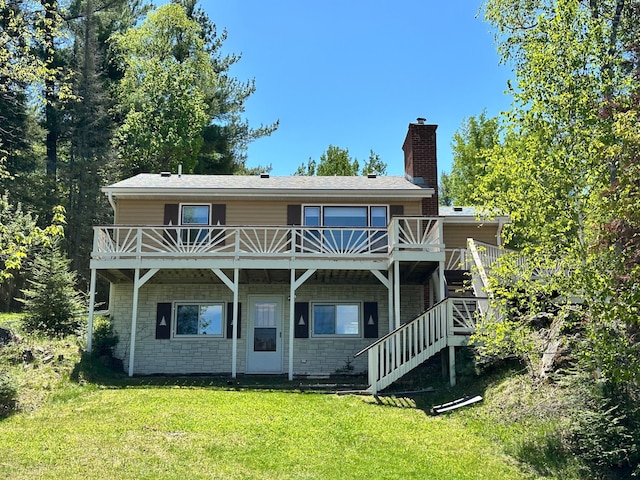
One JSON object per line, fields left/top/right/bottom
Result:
{"left": 91, "top": 216, "right": 444, "bottom": 270}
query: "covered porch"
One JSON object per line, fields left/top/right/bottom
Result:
{"left": 86, "top": 217, "right": 448, "bottom": 378}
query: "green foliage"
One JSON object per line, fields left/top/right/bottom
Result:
{"left": 19, "top": 242, "right": 85, "bottom": 337}
{"left": 90, "top": 316, "right": 119, "bottom": 357}
{"left": 112, "top": 3, "right": 213, "bottom": 176}
{"left": 295, "top": 146, "right": 387, "bottom": 176}
{"left": 0, "top": 371, "right": 17, "bottom": 417}
{"left": 565, "top": 375, "right": 640, "bottom": 477}
{"left": 113, "top": 1, "right": 278, "bottom": 177}
{"left": 438, "top": 172, "right": 454, "bottom": 206}
{"left": 446, "top": 111, "right": 500, "bottom": 206}
{"left": 472, "top": 1, "right": 640, "bottom": 475}
{"left": 0, "top": 196, "right": 65, "bottom": 286}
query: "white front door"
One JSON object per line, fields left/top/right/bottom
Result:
{"left": 246, "top": 296, "right": 283, "bottom": 373}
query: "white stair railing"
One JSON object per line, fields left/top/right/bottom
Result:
{"left": 355, "top": 297, "right": 481, "bottom": 394}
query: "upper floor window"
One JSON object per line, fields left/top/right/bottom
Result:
{"left": 181, "top": 204, "right": 210, "bottom": 243}
{"left": 303, "top": 205, "right": 388, "bottom": 228}
{"left": 303, "top": 205, "right": 388, "bottom": 252}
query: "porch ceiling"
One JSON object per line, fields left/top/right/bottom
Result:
{"left": 98, "top": 263, "right": 437, "bottom": 286}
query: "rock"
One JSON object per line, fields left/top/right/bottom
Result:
{"left": 0, "top": 327, "right": 15, "bottom": 345}
{"left": 22, "top": 348, "right": 34, "bottom": 363}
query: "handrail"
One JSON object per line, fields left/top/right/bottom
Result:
{"left": 354, "top": 298, "right": 449, "bottom": 358}
{"left": 355, "top": 297, "right": 483, "bottom": 394}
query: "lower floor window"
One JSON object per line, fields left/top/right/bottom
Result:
{"left": 312, "top": 303, "right": 360, "bottom": 336}
{"left": 175, "top": 303, "right": 224, "bottom": 337}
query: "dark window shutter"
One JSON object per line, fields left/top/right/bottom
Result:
{"left": 294, "top": 302, "right": 309, "bottom": 338}
{"left": 287, "top": 205, "right": 302, "bottom": 252}
{"left": 163, "top": 204, "right": 179, "bottom": 244}
{"left": 156, "top": 302, "right": 172, "bottom": 339}
{"left": 212, "top": 204, "right": 226, "bottom": 225}
{"left": 287, "top": 205, "right": 301, "bottom": 225}
{"left": 389, "top": 205, "right": 404, "bottom": 217}
{"left": 363, "top": 302, "right": 378, "bottom": 338}
{"left": 212, "top": 204, "right": 226, "bottom": 246}
{"left": 226, "top": 302, "right": 241, "bottom": 339}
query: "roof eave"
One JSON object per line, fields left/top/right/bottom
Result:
{"left": 101, "top": 186, "right": 436, "bottom": 200}
{"left": 441, "top": 215, "right": 511, "bottom": 225}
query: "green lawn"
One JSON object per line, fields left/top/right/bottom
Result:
{"left": 0, "top": 386, "right": 535, "bottom": 480}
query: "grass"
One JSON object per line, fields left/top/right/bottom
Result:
{"left": 0, "top": 314, "right": 581, "bottom": 479}
{"left": 0, "top": 387, "right": 538, "bottom": 480}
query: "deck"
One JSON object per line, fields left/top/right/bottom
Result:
{"left": 91, "top": 216, "right": 446, "bottom": 271}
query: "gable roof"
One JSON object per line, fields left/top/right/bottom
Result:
{"left": 103, "top": 173, "right": 435, "bottom": 200}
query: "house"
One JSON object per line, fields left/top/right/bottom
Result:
{"left": 86, "top": 119, "right": 507, "bottom": 391}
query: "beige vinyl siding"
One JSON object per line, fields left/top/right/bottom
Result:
{"left": 115, "top": 199, "right": 166, "bottom": 225}
{"left": 397, "top": 202, "right": 422, "bottom": 216}
{"left": 114, "top": 198, "right": 420, "bottom": 226}
{"left": 228, "top": 200, "right": 287, "bottom": 225}
{"left": 443, "top": 224, "right": 500, "bottom": 249}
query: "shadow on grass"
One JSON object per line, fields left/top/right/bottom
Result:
{"left": 514, "top": 433, "right": 581, "bottom": 479}
{"left": 70, "top": 352, "right": 368, "bottom": 392}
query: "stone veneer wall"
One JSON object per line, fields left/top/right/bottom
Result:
{"left": 110, "top": 282, "right": 423, "bottom": 376}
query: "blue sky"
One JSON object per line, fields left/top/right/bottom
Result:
{"left": 201, "top": 1, "right": 513, "bottom": 176}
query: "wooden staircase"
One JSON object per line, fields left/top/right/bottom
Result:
{"left": 355, "top": 238, "right": 503, "bottom": 394}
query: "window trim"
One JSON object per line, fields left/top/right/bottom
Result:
{"left": 311, "top": 301, "right": 362, "bottom": 338}
{"left": 172, "top": 301, "right": 225, "bottom": 339}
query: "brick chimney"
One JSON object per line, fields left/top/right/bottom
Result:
{"left": 402, "top": 118, "right": 438, "bottom": 216}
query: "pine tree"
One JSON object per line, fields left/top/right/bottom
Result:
{"left": 20, "top": 241, "right": 85, "bottom": 336}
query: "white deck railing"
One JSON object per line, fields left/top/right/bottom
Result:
{"left": 355, "top": 297, "right": 482, "bottom": 394}
{"left": 92, "top": 216, "right": 443, "bottom": 261}
{"left": 444, "top": 248, "right": 470, "bottom": 270}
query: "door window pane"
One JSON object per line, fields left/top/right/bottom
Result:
{"left": 254, "top": 328, "right": 277, "bottom": 351}
{"left": 254, "top": 302, "right": 277, "bottom": 327}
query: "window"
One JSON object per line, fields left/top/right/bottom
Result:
{"left": 181, "top": 204, "right": 210, "bottom": 243}
{"left": 175, "top": 303, "right": 224, "bottom": 337}
{"left": 312, "top": 303, "right": 360, "bottom": 336}
{"left": 302, "top": 205, "right": 388, "bottom": 252}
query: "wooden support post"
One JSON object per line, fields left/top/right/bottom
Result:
{"left": 388, "top": 267, "right": 394, "bottom": 333}
{"left": 231, "top": 268, "right": 239, "bottom": 378}
{"left": 394, "top": 261, "right": 401, "bottom": 329}
{"left": 128, "top": 268, "right": 140, "bottom": 377}
{"left": 289, "top": 269, "right": 295, "bottom": 381}
{"left": 448, "top": 346, "right": 456, "bottom": 387}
